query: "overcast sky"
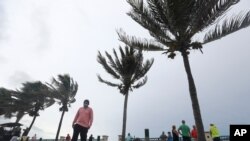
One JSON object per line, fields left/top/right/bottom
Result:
{"left": 0, "top": 0, "right": 250, "bottom": 140}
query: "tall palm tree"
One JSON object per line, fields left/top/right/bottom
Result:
{"left": 97, "top": 46, "right": 154, "bottom": 141}
{"left": 47, "top": 74, "right": 78, "bottom": 141}
{"left": 19, "top": 81, "right": 55, "bottom": 136}
{"left": 118, "top": 0, "right": 250, "bottom": 141}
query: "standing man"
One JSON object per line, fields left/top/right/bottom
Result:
{"left": 178, "top": 120, "right": 191, "bottom": 141}
{"left": 210, "top": 124, "right": 220, "bottom": 141}
{"left": 72, "top": 99, "right": 93, "bottom": 141}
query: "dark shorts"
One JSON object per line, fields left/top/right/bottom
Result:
{"left": 183, "top": 136, "right": 191, "bottom": 141}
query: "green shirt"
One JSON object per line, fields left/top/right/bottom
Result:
{"left": 178, "top": 124, "right": 190, "bottom": 137}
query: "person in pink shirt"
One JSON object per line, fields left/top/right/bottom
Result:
{"left": 71, "top": 99, "right": 93, "bottom": 141}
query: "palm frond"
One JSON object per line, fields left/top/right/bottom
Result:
{"left": 97, "top": 51, "right": 120, "bottom": 79}
{"left": 70, "top": 81, "right": 78, "bottom": 99}
{"left": 142, "top": 59, "right": 154, "bottom": 75}
{"left": 126, "top": 0, "right": 175, "bottom": 43}
{"left": 132, "top": 58, "right": 154, "bottom": 82}
{"left": 203, "top": 11, "right": 250, "bottom": 44}
{"left": 51, "top": 77, "right": 61, "bottom": 89}
{"left": 119, "top": 46, "right": 126, "bottom": 59}
{"left": 147, "top": 0, "right": 168, "bottom": 26}
{"left": 192, "top": 0, "right": 240, "bottom": 33}
{"left": 97, "top": 75, "right": 120, "bottom": 87}
{"left": 125, "top": 46, "right": 131, "bottom": 56}
{"left": 117, "top": 29, "right": 166, "bottom": 51}
{"left": 105, "top": 51, "right": 120, "bottom": 73}
{"left": 161, "top": 0, "right": 196, "bottom": 35}
{"left": 113, "top": 48, "right": 124, "bottom": 74}
{"left": 132, "top": 76, "right": 148, "bottom": 89}
{"left": 129, "top": 50, "right": 143, "bottom": 81}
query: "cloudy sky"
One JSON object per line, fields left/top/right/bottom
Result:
{"left": 0, "top": 0, "right": 250, "bottom": 140}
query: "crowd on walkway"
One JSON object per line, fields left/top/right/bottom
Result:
{"left": 157, "top": 120, "right": 220, "bottom": 141}
{"left": 5, "top": 100, "right": 221, "bottom": 141}
{"left": 158, "top": 120, "right": 220, "bottom": 141}
{"left": 126, "top": 120, "right": 221, "bottom": 141}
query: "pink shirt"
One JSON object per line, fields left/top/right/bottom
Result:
{"left": 73, "top": 107, "right": 93, "bottom": 128}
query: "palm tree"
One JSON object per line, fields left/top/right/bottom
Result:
{"left": 118, "top": 0, "right": 250, "bottom": 141}
{"left": 97, "top": 46, "right": 154, "bottom": 141}
{"left": 47, "top": 74, "right": 78, "bottom": 141}
{"left": 19, "top": 81, "right": 55, "bottom": 136}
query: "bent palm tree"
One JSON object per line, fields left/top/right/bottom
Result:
{"left": 118, "top": 0, "right": 250, "bottom": 141}
{"left": 97, "top": 46, "right": 154, "bottom": 141}
{"left": 47, "top": 74, "right": 78, "bottom": 141}
{"left": 19, "top": 81, "right": 55, "bottom": 135}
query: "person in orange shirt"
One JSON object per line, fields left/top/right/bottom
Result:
{"left": 191, "top": 125, "right": 198, "bottom": 141}
{"left": 71, "top": 99, "right": 93, "bottom": 141}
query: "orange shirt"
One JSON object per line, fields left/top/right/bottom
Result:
{"left": 73, "top": 107, "right": 93, "bottom": 128}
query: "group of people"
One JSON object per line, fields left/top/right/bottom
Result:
{"left": 159, "top": 120, "right": 220, "bottom": 141}
{"left": 70, "top": 99, "right": 221, "bottom": 141}
{"left": 7, "top": 99, "right": 221, "bottom": 141}
{"left": 159, "top": 131, "right": 173, "bottom": 141}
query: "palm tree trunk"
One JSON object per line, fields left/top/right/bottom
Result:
{"left": 15, "top": 111, "right": 25, "bottom": 123}
{"left": 182, "top": 52, "right": 206, "bottom": 141}
{"left": 122, "top": 92, "right": 129, "bottom": 141}
{"left": 55, "top": 110, "right": 66, "bottom": 141}
{"left": 26, "top": 115, "right": 37, "bottom": 136}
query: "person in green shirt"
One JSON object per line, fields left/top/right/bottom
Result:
{"left": 178, "top": 120, "right": 191, "bottom": 141}
{"left": 210, "top": 124, "right": 220, "bottom": 141}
